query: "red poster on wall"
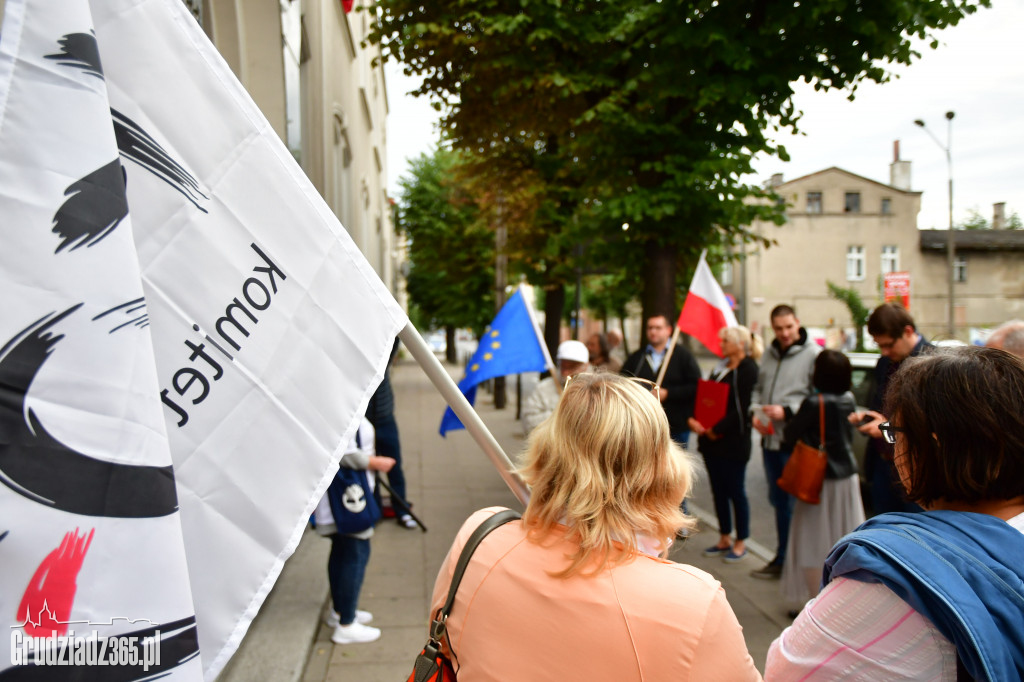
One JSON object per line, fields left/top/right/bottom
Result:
{"left": 884, "top": 271, "right": 911, "bottom": 310}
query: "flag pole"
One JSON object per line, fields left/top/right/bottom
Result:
{"left": 520, "top": 285, "right": 563, "bottom": 393}
{"left": 656, "top": 325, "right": 681, "bottom": 386}
{"left": 398, "top": 322, "right": 530, "bottom": 505}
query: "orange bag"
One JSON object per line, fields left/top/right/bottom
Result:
{"left": 776, "top": 395, "right": 827, "bottom": 505}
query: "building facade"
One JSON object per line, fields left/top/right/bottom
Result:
{"left": 730, "top": 159, "right": 1024, "bottom": 343}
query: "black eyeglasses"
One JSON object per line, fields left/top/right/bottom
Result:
{"left": 878, "top": 421, "right": 905, "bottom": 445}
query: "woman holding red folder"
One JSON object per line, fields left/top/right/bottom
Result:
{"left": 689, "top": 326, "right": 762, "bottom": 562}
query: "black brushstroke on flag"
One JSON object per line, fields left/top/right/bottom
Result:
{"left": 93, "top": 297, "right": 149, "bottom": 333}
{"left": 0, "top": 615, "right": 200, "bottom": 680}
{"left": 112, "top": 108, "right": 209, "bottom": 212}
{"left": 0, "top": 306, "right": 178, "bottom": 518}
{"left": 51, "top": 159, "right": 129, "bottom": 252}
{"left": 44, "top": 32, "right": 103, "bottom": 79}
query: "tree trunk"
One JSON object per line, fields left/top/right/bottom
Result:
{"left": 445, "top": 325, "right": 457, "bottom": 364}
{"left": 544, "top": 285, "right": 565, "bottom": 365}
{"left": 642, "top": 242, "right": 677, "bottom": 342}
{"left": 618, "top": 309, "right": 630, "bottom": 356}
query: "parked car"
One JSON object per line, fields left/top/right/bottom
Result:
{"left": 846, "top": 351, "right": 879, "bottom": 515}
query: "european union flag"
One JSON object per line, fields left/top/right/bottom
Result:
{"left": 440, "top": 289, "right": 548, "bottom": 436}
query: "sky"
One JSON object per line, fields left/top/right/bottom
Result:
{"left": 385, "top": 2, "right": 1024, "bottom": 232}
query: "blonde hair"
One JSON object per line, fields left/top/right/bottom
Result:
{"left": 518, "top": 373, "right": 695, "bottom": 578}
{"left": 720, "top": 324, "right": 763, "bottom": 361}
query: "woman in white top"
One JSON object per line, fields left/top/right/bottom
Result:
{"left": 766, "top": 347, "right": 1024, "bottom": 681}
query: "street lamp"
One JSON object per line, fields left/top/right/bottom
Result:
{"left": 914, "top": 111, "right": 956, "bottom": 337}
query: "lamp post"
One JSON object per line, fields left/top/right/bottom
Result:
{"left": 914, "top": 111, "right": 956, "bottom": 338}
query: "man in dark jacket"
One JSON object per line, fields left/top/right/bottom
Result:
{"left": 854, "top": 302, "right": 932, "bottom": 515}
{"left": 621, "top": 314, "right": 701, "bottom": 446}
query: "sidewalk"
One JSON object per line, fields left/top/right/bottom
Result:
{"left": 219, "top": 359, "right": 793, "bottom": 681}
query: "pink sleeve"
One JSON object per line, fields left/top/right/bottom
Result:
{"left": 428, "top": 508, "right": 506, "bottom": 626}
{"left": 765, "top": 577, "right": 957, "bottom": 680}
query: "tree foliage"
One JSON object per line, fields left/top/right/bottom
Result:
{"left": 398, "top": 148, "right": 494, "bottom": 337}
{"left": 371, "top": 0, "right": 991, "bottom": 332}
{"left": 957, "top": 206, "right": 1023, "bottom": 230}
{"left": 827, "top": 280, "right": 870, "bottom": 352}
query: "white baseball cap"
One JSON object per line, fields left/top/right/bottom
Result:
{"left": 556, "top": 340, "right": 589, "bottom": 364}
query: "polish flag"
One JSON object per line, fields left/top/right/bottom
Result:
{"left": 677, "top": 251, "right": 738, "bottom": 357}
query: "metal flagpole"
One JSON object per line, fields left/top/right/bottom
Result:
{"left": 398, "top": 322, "right": 530, "bottom": 506}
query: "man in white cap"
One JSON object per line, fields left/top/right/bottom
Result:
{"left": 522, "top": 339, "right": 591, "bottom": 434}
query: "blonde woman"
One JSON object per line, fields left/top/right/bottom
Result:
{"left": 428, "top": 373, "right": 762, "bottom": 680}
{"left": 688, "top": 325, "right": 763, "bottom": 563}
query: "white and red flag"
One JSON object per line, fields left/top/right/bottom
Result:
{"left": 0, "top": 0, "right": 406, "bottom": 679}
{"left": 676, "top": 251, "right": 738, "bottom": 357}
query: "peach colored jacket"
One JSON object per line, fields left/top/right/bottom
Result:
{"left": 430, "top": 507, "right": 762, "bottom": 681}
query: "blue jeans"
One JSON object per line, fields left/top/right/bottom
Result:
{"left": 762, "top": 447, "right": 795, "bottom": 563}
{"left": 702, "top": 455, "right": 750, "bottom": 540}
{"left": 328, "top": 534, "right": 370, "bottom": 625}
{"left": 373, "top": 415, "right": 407, "bottom": 506}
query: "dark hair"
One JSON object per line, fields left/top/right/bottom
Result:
{"left": 885, "top": 347, "right": 1024, "bottom": 506}
{"left": 813, "top": 349, "right": 851, "bottom": 394}
{"left": 867, "top": 302, "right": 916, "bottom": 339}
{"left": 589, "top": 332, "right": 610, "bottom": 359}
{"left": 770, "top": 304, "right": 796, "bottom": 321}
{"left": 646, "top": 313, "right": 673, "bottom": 328}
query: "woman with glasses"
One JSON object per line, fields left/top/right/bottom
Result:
{"left": 766, "top": 347, "right": 1024, "bottom": 681}
{"left": 688, "top": 325, "right": 762, "bottom": 563}
{"left": 777, "top": 350, "right": 864, "bottom": 611}
{"left": 429, "top": 372, "right": 762, "bottom": 680}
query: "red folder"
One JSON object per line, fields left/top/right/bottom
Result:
{"left": 694, "top": 378, "right": 729, "bottom": 430}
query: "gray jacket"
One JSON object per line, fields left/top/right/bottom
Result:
{"left": 751, "top": 327, "right": 820, "bottom": 450}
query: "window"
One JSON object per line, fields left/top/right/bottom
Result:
{"left": 847, "top": 246, "right": 865, "bottom": 281}
{"left": 844, "top": 192, "right": 861, "bottom": 213}
{"left": 954, "top": 255, "right": 967, "bottom": 283}
{"left": 806, "top": 191, "right": 822, "bottom": 214}
{"left": 881, "top": 245, "right": 900, "bottom": 274}
{"left": 881, "top": 198, "right": 892, "bottom": 215}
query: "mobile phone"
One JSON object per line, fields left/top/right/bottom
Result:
{"left": 857, "top": 415, "right": 875, "bottom": 427}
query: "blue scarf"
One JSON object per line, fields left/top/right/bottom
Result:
{"left": 824, "top": 511, "right": 1024, "bottom": 682}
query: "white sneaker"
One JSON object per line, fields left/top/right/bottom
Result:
{"left": 324, "top": 609, "right": 372, "bottom": 628}
{"left": 398, "top": 514, "right": 417, "bottom": 530}
{"left": 331, "top": 621, "right": 380, "bottom": 644}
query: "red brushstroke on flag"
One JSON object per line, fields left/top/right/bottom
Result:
{"left": 17, "top": 528, "right": 95, "bottom": 636}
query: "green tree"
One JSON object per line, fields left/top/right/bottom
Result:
{"left": 370, "top": 0, "right": 990, "bottom": 329}
{"left": 827, "top": 281, "right": 870, "bottom": 352}
{"left": 399, "top": 148, "right": 494, "bottom": 360}
{"left": 956, "top": 207, "right": 1024, "bottom": 229}
{"left": 957, "top": 208, "right": 990, "bottom": 230}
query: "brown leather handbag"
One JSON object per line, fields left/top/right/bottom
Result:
{"left": 776, "top": 395, "right": 827, "bottom": 504}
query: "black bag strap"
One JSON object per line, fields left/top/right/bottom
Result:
{"left": 429, "top": 509, "right": 521, "bottom": 642}
{"left": 817, "top": 394, "right": 826, "bottom": 451}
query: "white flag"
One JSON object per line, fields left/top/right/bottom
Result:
{"left": 0, "top": 0, "right": 201, "bottom": 678}
{"left": 0, "top": 0, "right": 408, "bottom": 679}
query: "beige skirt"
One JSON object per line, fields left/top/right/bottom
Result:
{"left": 781, "top": 474, "right": 866, "bottom": 604}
